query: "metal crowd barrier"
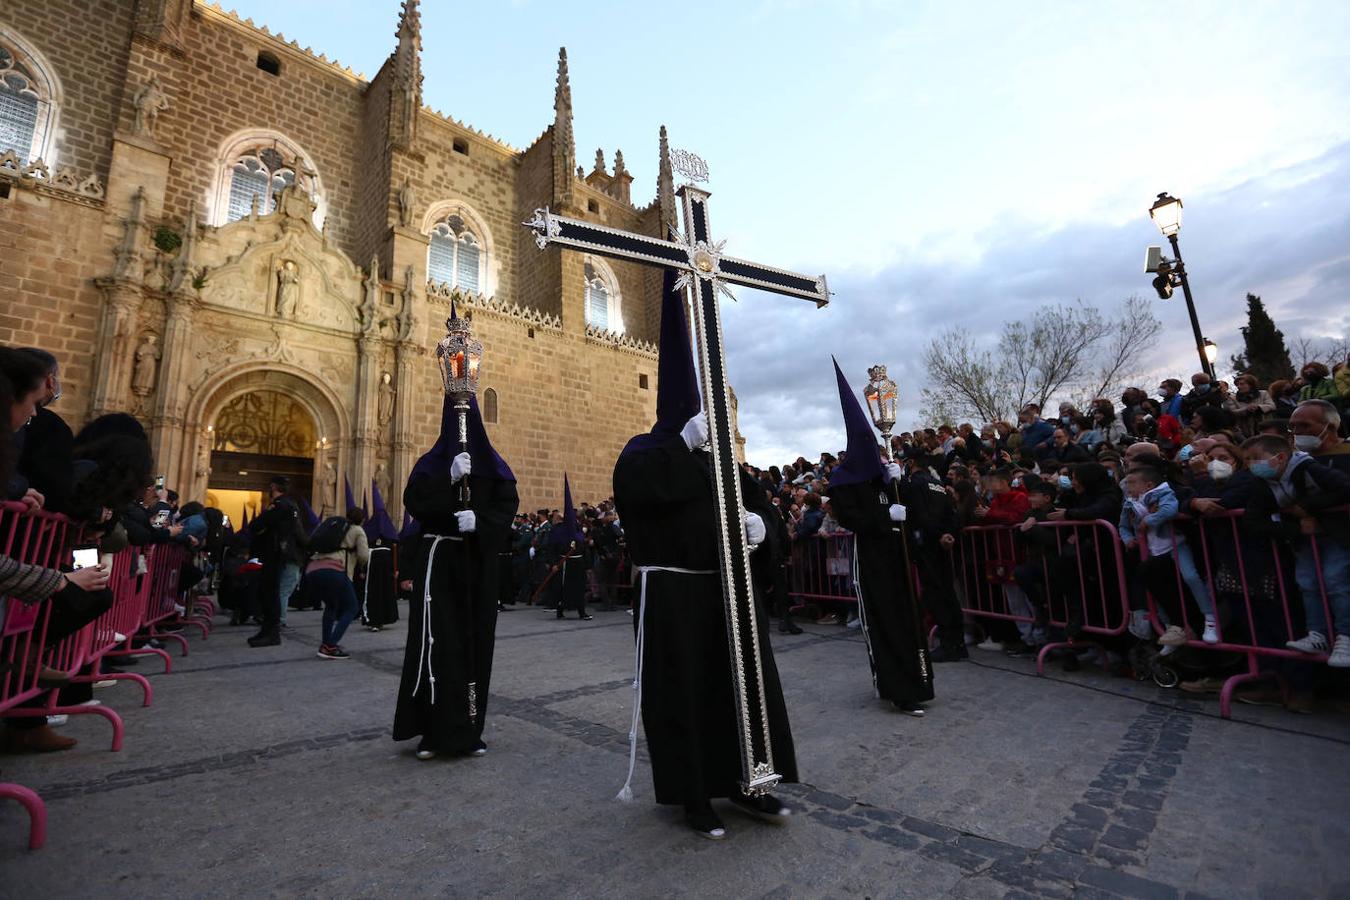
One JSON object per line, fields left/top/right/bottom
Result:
{"left": 1138, "top": 507, "right": 1343, "bottom": 718}
{"left": 954, "top": 518, "right": 1132, "bottom": 674}
{"left": 1, "top": 504, "right": 209, "bottom": 850}
{"left": 786, "top": 532, "right": 859, "bottom": 609}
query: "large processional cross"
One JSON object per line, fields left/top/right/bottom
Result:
{"left": 525, "top": 154, "right": 830, "bottom": 793}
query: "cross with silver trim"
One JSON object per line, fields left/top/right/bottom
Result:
{"left": 524, "top": 173, "right": 829, "bottom": 795}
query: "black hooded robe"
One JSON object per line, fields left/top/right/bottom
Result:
{"left": 614, "top": 437, "right": 798, "bottom": 808}
{"left": 362, "top": 541, "right": 399, "bottom": 628}
{"left": 392, "top": 471, "right": 519, "bottom": 753}
{"left": 829, "top": 478, "right": 935, "bottom": 707}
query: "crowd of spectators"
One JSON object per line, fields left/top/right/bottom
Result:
{"left": 733, "top": 361, "right": 1350, "bottom": 705}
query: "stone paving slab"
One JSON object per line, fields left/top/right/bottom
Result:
{"left": 1, "top": 601, "right": 1348, "bottom": 898}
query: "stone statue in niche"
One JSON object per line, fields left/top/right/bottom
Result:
{"left": 374, "top": 460, "right": 391, "bottom": 503}
{"left": 398, "top": 179, "right": 415, "bottom": 227}
{"left": 323, "top": 460, "right": 338, "bottom": 515}
{"left": 131, "top": 333, "right": 161, "bottom": 396}
{"left": 275, "top": 259, "right": 299, "bottom": 318}
{"left": 132, "top": 76, "right": 170, "bottom": 139}
{"left": 361, "top": 257, "right": 380, "bottom": 334}
{"left": 378, "top": 371, "right": 397, "bottom": 426}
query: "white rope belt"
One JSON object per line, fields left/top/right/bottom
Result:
{"left": 616, "top": 565, "right": 717, "bottom": 803}
{"left": 412, "top": 534, "right": 463, "bottom": 704}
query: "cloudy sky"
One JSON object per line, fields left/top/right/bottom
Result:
{"left": 228, "top": 0, "right": 1350, "bottom": 465}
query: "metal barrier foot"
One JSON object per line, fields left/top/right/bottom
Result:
{"left": 1218, "top": 657, "right": 1285, "bottom": 720}
{"left": 108, "top": 646, "right": 172, "bottom": 674}
{"left": 151, "top": 630, "right": 190, "bottom": 657}
{"left": 0, "top": 783, "right": 46, "bottom": 850}
{"left": 43, "top": 703, "right": 125, "bottom": 751}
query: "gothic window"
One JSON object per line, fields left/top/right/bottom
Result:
{"left": 0, "top": 33, "right": 60, "bottom": 165}
{"left": 483, "top": 387, "right": 498, "bottom": 424}
{"left": 427, "top": 214, "right": 483, "bottom": 293}
{"left": 212, "top": 130, "right": 324, "bottom": 227}
{"left": 584, "top": 258, "right": 623, "bottom": 333}
{"left": 211, "top": 390, "right": 316, "bottom": 458}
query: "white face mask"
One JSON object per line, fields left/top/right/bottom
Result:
{"left": 1292, "top": 429, "right": 1326, "bottom": 453}
{"left": 1207, "top": 459, "right": 1234, "bottom": 481}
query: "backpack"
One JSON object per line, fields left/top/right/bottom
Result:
{"left": 309, "top": 516, "right": 351, "bottom": 555}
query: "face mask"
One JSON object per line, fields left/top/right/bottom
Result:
{"left": 1195, "top": 384, "right": 1210, "bottom": 395}
{"left": 1061, "top": 415, "right": 1072, "bottom": 424}
{"left": 1011, "top": 477, "right": 1022, "bottom": 488}
{"left": 1292, "top": 430, "right": 1325, "bottom": 453}
{"left": 983, "top": 439, "right": 995, "bottom": 449}
{"left": 1249, "top": 460, "right": 1279, "bottom": 480}
{"left": 1058, "top": 475, "right": 1072, "bottom": 490}
{"left": 1178, "top": 444, "right": 1194, "bottom": 462}
{"left": 1207, "top": 459, "right": 1234, "bottom": 481}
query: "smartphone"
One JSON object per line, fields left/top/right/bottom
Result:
{"left": 152, "top": 509, "right": 171, "bottom": 528}
{"left": 72, "top": 546, "right": 100, "bottom": 570}
{"left": 155, "top": 474, "right": 165, "bottom": 490}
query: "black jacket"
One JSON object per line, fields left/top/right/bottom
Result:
{"left": 1244, "top": 455, "right": 1350, "bottom": 547}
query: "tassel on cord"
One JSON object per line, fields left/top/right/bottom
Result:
{"left": 412, "top": 536, "right": 447, "bottom": 704}
{"left": 615, "top": 570, "right": 648, "bottom": 803}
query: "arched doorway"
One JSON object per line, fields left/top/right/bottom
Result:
{"left": 205, "top": 390, "right": 317, "bottom": 527}
{"left": 184, "top": 364, "right": 349, "bottom": 529}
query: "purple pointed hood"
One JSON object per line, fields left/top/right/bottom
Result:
{"left": 298, "top": 495, "right": 320, "bottom": 531}
{"left": 366, "top": 479, "right": 400, "bottom": 543}
{"left": 409, "top": 394, "right": 514, "bottom": 483}
{"left": 827, "top": 357, "right": 886, "bottom": 489}
{"left": 398, "top": 510, "right": 418, "bottom": 541}
{"left": 548, "top": 474, "right": 584, "bottom": 550}
{"left": 620, "top": 267, "right": 701, "bottom": 456}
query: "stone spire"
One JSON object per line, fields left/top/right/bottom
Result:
{"left": 593, "top": 148, "right": 607, "bottom": 175}
{"left": 552, "top": 47, "right": 577, "bottom": 211}
{"left": 612, "top": 149, "right": 633, "bottom": 205}
{"left": 657, "top": 125, "right": 676, "bottom": 228}
{"left": 392, "top": 0, "right": 423, "bottom": 149}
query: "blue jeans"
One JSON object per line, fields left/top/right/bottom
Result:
{"left": 1295, "top": 537, "right": 1350, "bottom": 637}
{"left": 1171, "top": 541, "right": 1215, "bottom": 619}
{"left": 278, "top": 562, "right": 301, "bottom": 625}
{"left": 309, "top": 568, "right": 358, "bottom": 647}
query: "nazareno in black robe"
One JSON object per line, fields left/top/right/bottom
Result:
{"left": 393, "top": 471, "right": 519, "bottom": 753}
{"left": 613, "top": 436, "right": 798, "bottom": 808}
{"left": 828, "top": 478, "right": 935, "bottom": 707}
{"left": 362, "top": 539, "right": 399, "bottom": 628}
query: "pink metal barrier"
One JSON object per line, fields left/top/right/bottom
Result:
{"left": 953, "top": 518, "right": 1131, "bottom": 674}
{"left": 786, "top": 532, "right": 859, "bottom": 609}
{"left": 1137, "top": 507, "right": 1344, "bottom": 718}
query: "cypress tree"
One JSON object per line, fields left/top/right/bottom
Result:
{"left": 1229, "top": 294, "right": 1294, "bottom": 385}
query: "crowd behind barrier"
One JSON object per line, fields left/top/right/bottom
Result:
{"left": 0, "top": 502, "right": 204, "bottom": 850}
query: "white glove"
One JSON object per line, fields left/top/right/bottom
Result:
{"left": 743, "top": 512, "right": 766, "bottom": 547}
{"left": 681, "top": 412, "right": 709, "bottom": 450}
{"left": 885, "top": 462, "right": 903, "bottom": 483}
{"left": 888, "top": 504, "right": 907, "bottom": 522}
{"left": 450, "top": 452, "right": 472, "bottom": 483}
{"left": 455, "top": 510, "right": 477, "bottom": 533}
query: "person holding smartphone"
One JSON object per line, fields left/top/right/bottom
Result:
{"left": 0, "top": 348, "right": 112, "bottom": 753}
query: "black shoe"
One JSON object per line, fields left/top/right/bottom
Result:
{"left": 892, "top": 702, "right": 925, "bottom": 717}
{"left": 729, "top": 791, "right": 793, "bottom": 824}
{"left": 468, "top": 740, "right": 487, "bottom": 757}
{"left": 247, "top": 630, "right": 281, "bottom": 647}
{"left": 579, "top": 614, "right": 594, "bottom": 621}
{"left": 931, "top": 644, "right": 969, "bottom": 662}
{"left": 685, "top": 806, "right": 727, "bottom": 840}
{"left": 778, "top": 622, "right": 803, "bottom": 635}
{"left": 1003, "top": 640, "right": 1033, "bottom": 659}
{"left": 555, "top": 611, "right": 565, "bottom": 620}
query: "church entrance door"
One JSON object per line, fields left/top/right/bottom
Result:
{"left": 205, "top": 389, "right": 318, "bottom": 527}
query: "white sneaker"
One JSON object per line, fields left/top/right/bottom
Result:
{"left": 416, "top": 749, "right": 436, "bottom": 760}
{"left": 1286, "top": 632, "right": 1328, "bottom": 654}
{"left": 977, "top": 638, "right": 1004, "bottom": 651}
{"left": 77, "top": 699, "right": 102, "bottom": 707}
{"left": 1159, "top": 644, "right": 1179, "bottom": 657}
{"left": 1329, "top": 635, "right": 1350, "bottom": 668}
{"left": 93, "top": 679, "right": 117, "bottom": 689}
{"left": 846, "top": 617, "right": 861, "bottom": 629}
{"left": 1158, "top": 625, "right": 1189, "bottom": 647}
{"left": 1201, "top": 619, "right": 1219, "bottom": 644}
{"left": 114, "top": 632, "right": 127, "bottom": 643}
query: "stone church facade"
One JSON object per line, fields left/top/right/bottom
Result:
{"left": 0, "top": 0, "right": 735, "bottom": 514}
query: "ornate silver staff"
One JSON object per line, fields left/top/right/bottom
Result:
{"left": 435, "top": 304, "right": 482, "bottom": 505}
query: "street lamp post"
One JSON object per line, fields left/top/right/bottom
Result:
{"left": 1148, "top": 192, "right": 1214, "bottom": 379}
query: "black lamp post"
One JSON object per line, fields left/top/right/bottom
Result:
{"left": 1148, "top": 192, "right": 1214, "bottom": 379}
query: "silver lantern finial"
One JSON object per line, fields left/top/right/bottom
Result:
{"left": 863, "top": 364, "right": 898, "bottom": 460}
{"left": 435, "top": 303, "right": 483, "bottom": 499}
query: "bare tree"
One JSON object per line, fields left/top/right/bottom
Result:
{"left": 921, "top": 297, "right": 1161, "bottom": 425}
{"left": 1292, "top": 334, "right": 1350, "bottom": 369}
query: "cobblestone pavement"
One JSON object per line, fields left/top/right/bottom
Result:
{"left": 3, "top": 601, "right": 1348, "bottom": 898}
